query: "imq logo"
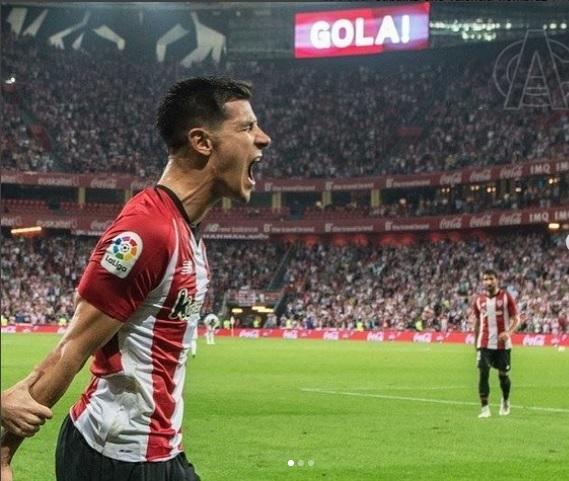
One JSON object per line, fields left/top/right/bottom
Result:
{"left": 493, "top": 30, "right": 569, "bottom": 109}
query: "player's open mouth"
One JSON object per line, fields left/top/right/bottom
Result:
{"left": 248, "top": 156, "right": 262, "bottom": 184}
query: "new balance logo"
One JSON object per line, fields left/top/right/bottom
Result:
{"left": 181, "top": 260, "right": 194, "bottom": 275}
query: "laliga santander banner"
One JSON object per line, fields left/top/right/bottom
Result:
{"left": 295, "top": 3, "right": 430, "bottom": 59}
{"left": 2, "top": 325, "right": 567, "bottom": 347}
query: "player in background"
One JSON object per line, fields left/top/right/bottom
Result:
{"left": 471, "top": 269, "right": 520, "bottom": 419}
{"left": 190, "top": 323, "right": 199, "bottom": 358}
{"left": 0, "top": 77, "right": 271, "bottom": 481}
{"left": 204, "top": 313, "right": 220, "bottom": 345}
{"left": 188, "top": 312, "right": 218, "bottom": 358}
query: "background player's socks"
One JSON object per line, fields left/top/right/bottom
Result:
{"left": 499, "top": 374, "right": 511, "bottom": 401}
{"left": 499, "top": 374, "right": 511, "bottom": 415}
{"left": 479, "top": 367, "right": 490, "bottom": 405}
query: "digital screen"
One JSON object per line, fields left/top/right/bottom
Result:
{"left": 295, "top": 3, "right": 430, "bottom": 59}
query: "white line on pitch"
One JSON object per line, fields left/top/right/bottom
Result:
{"left": 346, "top": 384, "right": 555, "bottom": 391}
{"left": 348, "top": 386, "right": 474, "bottom": 391}
{"left": 300, "top": 388, "right": 569, "bottom": 413}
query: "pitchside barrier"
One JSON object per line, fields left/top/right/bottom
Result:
{"left": 1, "top": 325, "right": 567, "bottom": 347}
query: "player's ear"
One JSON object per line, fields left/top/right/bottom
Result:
{"left": 188, "top": 127, "right": 213, "bottom": 158}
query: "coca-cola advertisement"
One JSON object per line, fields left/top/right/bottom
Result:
{"left": 498, "top": 165, "right": 523, "bottom": 179}
{"left": 366, "top": 332, "right": 385, "bottom": 342}
{"left": 283, "top": 330, "right": 299, "bottom": 340}
{"left": 238, "top": 330, "right": 260, "bottom": 339}
{"left": 439, "top": 217, "right": 463, "bottom": 230}
{"left": 498, "top": 212, "right": 522, "bottom": 226}
{"left": 323, "top": 331, "right": 340, "bottom": 341}
{"left": 468, "top": 169, "right": 492, "bottom": 183}
{"left": 469, "top": 215, "right": 492, "bottom": 228}
{"left": 4, "top": 326, "right": 567, "bottom": 347}
{"left": 413, "top": 332, "right": 433, "bottom": 343}
{"left": 439, "top": 172, "right": 463, "bottom": 186}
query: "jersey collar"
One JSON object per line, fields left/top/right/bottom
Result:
{"left": 155, "top": 184, "right": 201, "bottom": 241}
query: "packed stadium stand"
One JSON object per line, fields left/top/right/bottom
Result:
{"left": 1, "top": 5, "right": 568, "bottom": 334}
{"left": 2, "top": 234, "right": 567, "bottom": 333}
{"left": 2, "top": 31, "right": 568, "bottom": 178}
{"left": 281, "top": 234, "right": 568, "bottom": 334}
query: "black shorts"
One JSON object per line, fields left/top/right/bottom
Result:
{"left": 56, "top": 415, "right": 201, "bottom": 481}
{"left": 477, "top": 348, "right": 511, "bottom": 372}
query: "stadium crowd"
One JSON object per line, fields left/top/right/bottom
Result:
{"left": 2, "top": 234, "right": 567, "bottom": 335}
{"left": 0, "top": 95, "right": 54, "bottom": 173}
{"left": 0, "top": 236, "right": 285, "bottom": 324}
{"left": 1, "top": 236, "right": 94, "bottom": 324}
{"left": 280, "top": 233, "right": 568, "bottom": 334}
{"left": 1, "top": 34, "right": 175, "bottom": 178}
{"left": 2, "top": 32, "right": 568, "bottom": 180}
{"left": 1, "top": 32, "right": 567, "bottom": 336}
{"left": 205, "top": 240, "right": 286, "bottom": 312}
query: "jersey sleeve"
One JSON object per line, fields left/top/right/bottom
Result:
{"left": 505, "top": 291, "right": 518, "bottom": 317}
{"left": 78, "top": 212, "right": 173, "bottom": 322}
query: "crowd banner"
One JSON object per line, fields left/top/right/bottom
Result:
{"left": 2, "top": 205, "right": 568, "bottom": 237}
{"left": 228, "top": 329, "right": 569, "bottom": 347}
{"left": 2, "top": 158, "right": 567, "bottom": 192}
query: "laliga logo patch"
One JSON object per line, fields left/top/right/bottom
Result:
{"left": 101, "top": 232, "right": 143, "bottom": 279}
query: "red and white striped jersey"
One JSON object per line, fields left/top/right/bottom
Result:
{"left": 473, "top": 289, "right": 518, "bottom": 350}
{"left": 72, "top": 185, "right": 210, "bottom": 462}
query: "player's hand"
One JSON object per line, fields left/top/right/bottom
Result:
{"left": 498, "top": 331, "right": 510, "bottom": 342}
{"left": 1, "top": 371, "right": 53, "bottom": 438}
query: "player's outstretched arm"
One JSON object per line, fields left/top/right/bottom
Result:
{"left": 0, "top": 298, "right": 123, "bottom": 480}
{"left": 1, "top": 370, "right": 53, "bottom": 438}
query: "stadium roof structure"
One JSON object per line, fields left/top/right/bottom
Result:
{"left": 4, "top": 1, "right": 569, "bottom": 22}
{"left": 2, "top": 1, "right": 356, "bottom": 9}
{"left": 4, "top": 1, "right": 569, "bottom": 9}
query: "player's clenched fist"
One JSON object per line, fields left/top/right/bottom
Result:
{"left": 1, "top": 371, "right": 53, "bottom": 438}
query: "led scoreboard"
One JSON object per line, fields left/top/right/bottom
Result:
{"left": 295, "top": 3, "right": 430, "bottom": 59}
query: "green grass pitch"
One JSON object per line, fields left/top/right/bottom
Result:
{"left": 1, "top": 334, "right": 568, "bottom": 481}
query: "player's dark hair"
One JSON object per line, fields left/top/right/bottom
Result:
{"left": 483, "top": 269, "right": 498, "bottom": 278}
{"left": 156, "top": 76, "right": 252, "bottom": 151}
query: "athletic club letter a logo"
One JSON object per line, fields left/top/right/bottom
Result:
{"left": 493, "top": 30, "right": 569, "bottom": 110}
